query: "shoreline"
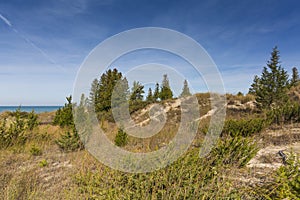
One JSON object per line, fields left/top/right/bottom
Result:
{"left": 0, "top": 106, "right": 61, "bottom": 114}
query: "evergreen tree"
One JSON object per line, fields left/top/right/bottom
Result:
{"left": 95, "top": 68, "right": 123, "bottom": 112}
{"left": 130, "top": 81, "right": 145, "bottom": 102}
{"left": 89, "top": 79, "right": 99, "bottom": 108}
{"left": 153, "top": 83, "right": 160, "bottom": 101}
{"left": 114, "top": 127, "right": 128, "bottom": 147}
{"left": 291, "top": 67, "right": 299, "bottom": 86}
{"left": 75, "top": 94, "right": 88, "bottom": 127}
{"left": 159, "top": 74, "right": 173, "bottom": 100}
{"left": 249, "top": 46, "right": 289, "bottom": 109}
{"left": 53, "top": 95, "right": 74, "bottom": 127}
{"left": 146, "top": 88, "right": 154, "bottom": 102}
{"left": 249, "top": 75, "right": 260, "bottom": 95}
{"left": 111, "top": 77, "right": 130, "bottom": 108}
{"left": 180, "top": 79, "right": 192, "bottom": 97}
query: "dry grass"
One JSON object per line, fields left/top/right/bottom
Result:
{"left": 1, "top": 96, "right": 300, "bottom": 199}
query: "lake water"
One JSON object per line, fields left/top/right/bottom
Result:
{"left": 0, "top": 106, "right": 62, "bottom": 113}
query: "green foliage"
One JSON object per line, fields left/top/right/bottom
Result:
{"left": 56, "top": 127, "right": 84, "bottom": 152}
{"left": 27, "top": 110, "right": 38, "bottom": 130}
{"left": 257, "top": 154, "right": 300, "bottom": 199}
{"left": 179, "top": 79, "right": 191, "bottom": 97}
{"left": 146, "top": 88, "right": 154, "bottom": 103}
{"left": 237, "top": 91, "right": 243, "bottom": 96}
{"left": 249, "top": 46, "right": 290, "bottom": 109}
{"left": 29, "top": 144, "right": 42, "bottom": 156}
{"left": 290, "top": 66, "right": 299, "bottom": 87}
{"left": 153, "top": 82, "right": 160, "bottom": 101}
{"left": 74, "top": 94, "right": 88, "bottom": 127}
{"left": 0, "top": 107, "right": 40, "bottom": 149}
{"left": 54, "top": 95, "right": 85, "bottom": 152}
{"left": 53, "top": 95, "right": 74, "bottom": 127}
{"left": 74, "top": 148, "right": 242, "bottom": 199}
{"left": 159, "top": 74, "right": 173, "bottom": 100}
{"left": 39, "top": 159, "right": 48, "bottom": 167}
{"left": 267, "top": 100, "right": 300, "bottom": 124}
{"left": 114, "top": 128, "right": 128, "bottom": 147}
{"left": 95, "top": 68, "right": 125, "bottom": 112}
{"left": 209, "top": 136, "right": 258, "bottom": 167}
{"left": 130, "top": 81, "right": 144, "bottom": 102}
{"left": 222, "top": 118, "right": 266, "bottom": 137}
{"left": 89, "top": 78, "right": 100, "bottom": 108}
{"left": 129, "top": 101, "right": 149, "bottom": 114}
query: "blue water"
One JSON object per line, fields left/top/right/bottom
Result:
{"left": 0, "top": 106, "right": 62, "bottom": 113}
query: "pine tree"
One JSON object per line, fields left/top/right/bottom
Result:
{"left": 249, "top": 46, "right": 289, "bottom": 109}
{"left": 111, "top": 77, "right": 129, "bottom": 108}
{"left": 95, "top": 68, "right": 123, "bottom": 112}
{"left": 291, "top": 67, "right": 299, "bottom": 87}
{"left": 53, "top": 95, "right": 74, "bottom": 127}
{"left": 153, "top": 83, "right": 160, "bottom": 101}
{"left": 89, "top": 79, "right": 99, "bottom": 108}
{"left": 160, "top": 74, "right": 173, "bottom": 100}
{"left": 180, "top": 79, "right": 192, "bottom": 97}
{"left": 130, "top": 81, "right": 145, "bottom": 102}
{"left": 146, "top": 88, "right": 154, "bottom": 102}
{"left": 114, "top": 127, "right": 128, "bottom": 147}
{"left": 249, "top": 75, "right": 260, "bottom": 95}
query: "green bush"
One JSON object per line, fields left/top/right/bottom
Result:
{"left": 267, "top": 101, "right": 300, "bottom": 124}
{"left": 53, "top": 95, "right": 74, "bottom": 127}
{"left": 27, "top": 110, "right": 38, "bottom": 130}
{"left": 39, "top": 159, "right": 48, "bottom": 167}
{"left": 114, "top": 128, "right": 128, "bottom": 147}
{"left": 56, "top": 128, "right": 84, "bottom": 152}
{"left": 209, "top": 136, "right": 258, "bottom": 167}
{"left": 254, "top": 153, "right": 300, "bottom": 199}
{"left": 222, "top": 118, "right": 266, "bottom": 137}
{"left": 0, "top": 109, "right": 27, "bottom": 149}
{"left": 29, "top": 144, "right": 42, "bottom": 156}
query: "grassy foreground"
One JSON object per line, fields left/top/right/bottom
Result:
{"left": 0, "top": 94, "right": 299, "bottom": 199}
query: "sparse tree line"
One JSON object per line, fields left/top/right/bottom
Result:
{"left": 52, "top": 69, "right": 192, "bottom": 148}
{"left": 89, "top": 68, "right": 192, "bottom": 116}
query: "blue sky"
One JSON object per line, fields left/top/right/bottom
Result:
{"left": 0, "top": 0, "right": 300, "bottom": 105}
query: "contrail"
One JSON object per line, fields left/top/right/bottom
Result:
{"left": 0, "top": 14, "right": 12, "bottom": 27}
{"left": 0, "top": 13, "right": 67, "bottom": 73}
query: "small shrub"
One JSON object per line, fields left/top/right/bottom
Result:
{"left": 0, "top": 109, "right": 27, "bottom": 149}
{"left": 39, "top": 159, "right": 48, "bottom": 167}
{"left": 209, "top": 136, "right": 258, "bottom": 167}
{"left": 257, "top": 153, "right": 300, "bottom": 199}
{"left": 267, "top": 101, "right": 300, "bottom": 124}
{"left": 114, "top": 128, "right": 128, "bottom": 147}
{"left": 29, "top": 145, "right": 42, "bottom": 156}
{"left": 27, "top": 110, "right": 38, "bottom": 130}
{"left": 53, "top": 95, "right": 74, "bottom": 127}
{"left": 56, "top": 128, "right": 84, "bottom": 152}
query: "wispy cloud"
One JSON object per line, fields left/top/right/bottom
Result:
{"left": 0, "top": 13, "right": 12, "bottom": 27}
{"left": 0, "top": 13, "right": 67, "bottom": 73}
